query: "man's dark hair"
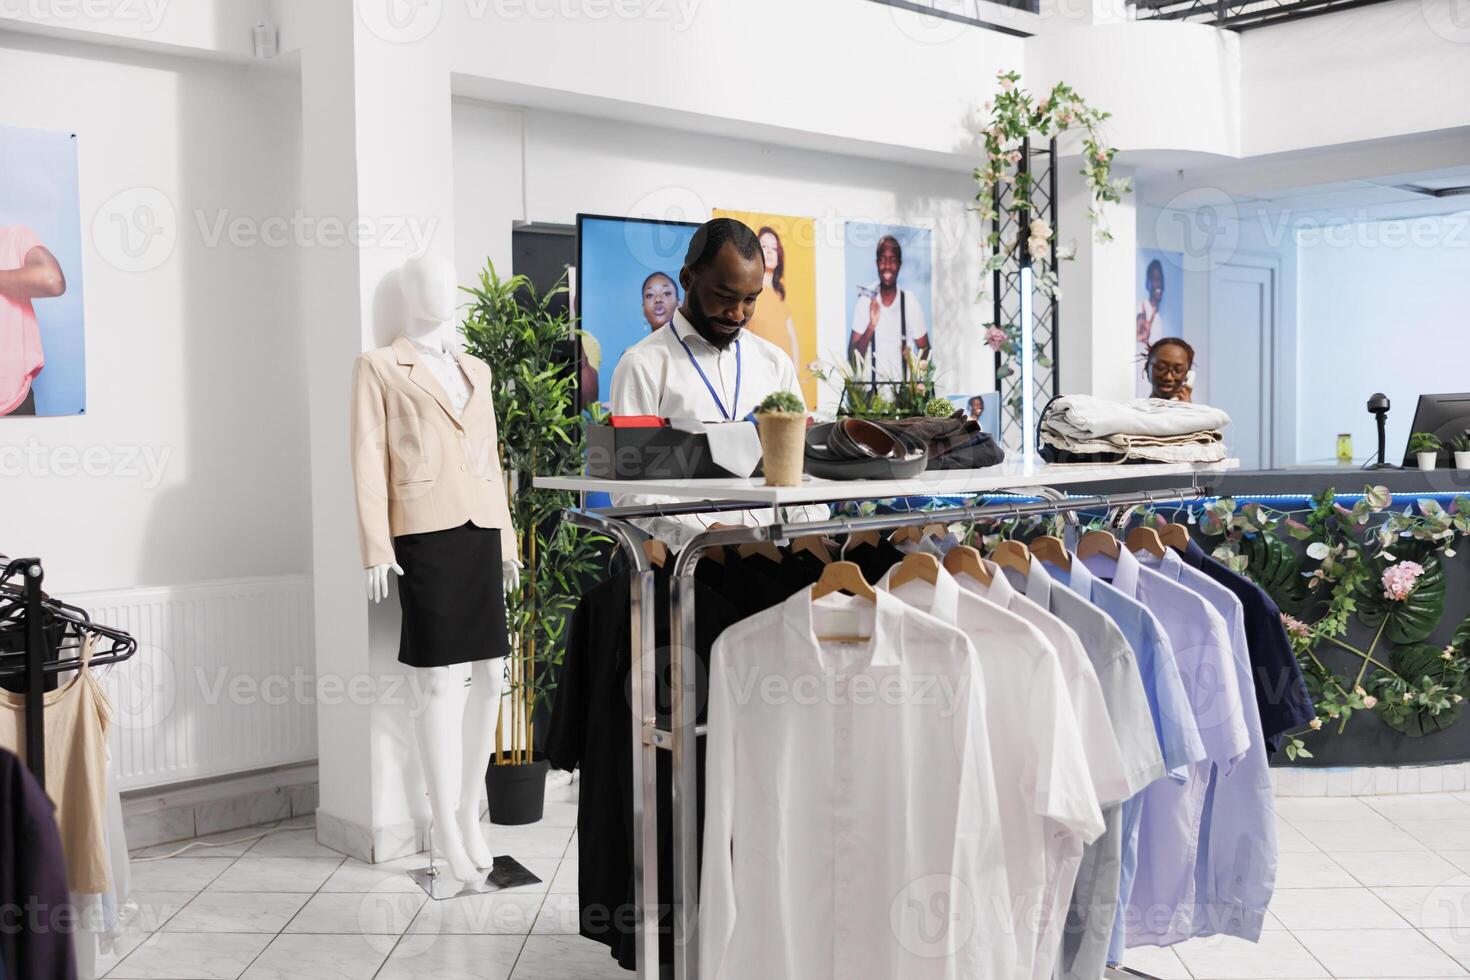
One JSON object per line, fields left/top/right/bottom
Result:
{"left": 876, "top": 234, "right": 903, "bottom": 264}
{"left": 684, "top": 218, "right": 762, "bottom": 272}
{"left": 1146, "top": 258, "right": 1164, "bottom": 285}
{"left": 641, "top": 270, "right": 678, "bottom": 296}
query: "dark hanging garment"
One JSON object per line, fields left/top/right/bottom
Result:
{"left": 0, "top": 747, "right": 77, "bottom": 980}
{"left": 1181, "top": 539, "right": 1316, "bottom": 752}
{"left": 546, "top": 568, "right": 742, "bottom": 972}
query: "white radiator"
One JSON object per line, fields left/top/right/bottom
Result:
{"left": 66, "top": 575, "right": 317, "bottom": 791}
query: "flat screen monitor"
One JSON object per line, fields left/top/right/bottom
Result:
{"left": 1402, "top": 392, "right": 1470, "bottom": 466}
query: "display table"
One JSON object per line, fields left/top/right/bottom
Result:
{"left": 534, "top": 459, "right": 1238, "bottom": 980}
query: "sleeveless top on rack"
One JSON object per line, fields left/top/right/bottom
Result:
{"left": 0, "top": 634, "right": 113, "bottom": 894}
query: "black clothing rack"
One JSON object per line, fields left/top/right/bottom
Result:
{"left": 0, "top": 556, "right": 137, "bottom": 790}
{"left": 545, "top": 466, "right": 1229, "bottom": 980}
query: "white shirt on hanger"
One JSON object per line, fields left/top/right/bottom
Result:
{"left": 880, "top": 566, "right": 1106, "bottom": 980}
{"left": 700, "top": 587, "right": 1013, "bottom": 980}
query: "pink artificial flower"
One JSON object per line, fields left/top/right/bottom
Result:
{"left": 985, "top": 327, "right": 1007, "bottom": 352}
{"left": 1362, "top": 695, "right": 1378, "bottom": 709}
{"left": 1309, "top": 718, "right": 1323, "bottom": 730}
{"left": 1001, "top": 76, "right": 1016, "bottom": 92}
{"left": 1381, "top": 560, "right": 1425, "bottom": 601}
{"left": 1280, "top": 613, "right": 1311, "bottom": 639}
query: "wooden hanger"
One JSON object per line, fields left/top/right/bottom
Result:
{"left": 992, "top": 539, "right": 1032, "bottom": 576}
{"left": 1029, "top": 534, "right": 1071, "bottom": 571}
{"left": 641, "top": 539, "right": 668, "bottom": 569}
{"left": 922, "top": 523, "right": 949, "bottom": 541}
{"left": 791, "top": 535, "right": 833, "bottom": 565}
{"left": 737, "top": 539, "right": 784, "bottom": 563}
{"left": 943, "top": 544, "right": 993, "bottom": 586}
{"left": 888, "top": 552, "right": 941, "bottom": 589}
{"left": 845, "top": 529, "right": 880, "bottom": 552}
{"left": 1156, "top": 520, "right": 1191, "bottom": 552}
{"left": 1076, "top": 529, "right": 1120, "bottom": 560}
{"left": 889, "top": 525, "right": 922, "bottom": 545}
{"left": 811, "top": 560, "right": 877, "bottom": 602}
{"left": 1125, "top": 526, "right": 1167, "bottom": 559}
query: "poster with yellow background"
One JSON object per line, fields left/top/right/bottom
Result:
{"left": 711, "top": 209, "right": 818, "bottom": 408}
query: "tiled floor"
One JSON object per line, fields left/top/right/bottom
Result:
{"left": 1118, "top": 789, "right": 1470, "bottom": 980}
{"left": 106, "top": 776, "right": 617, "bottom": 980}
{"left": 107, "top": 782, "right": 1470, "bottom": 979}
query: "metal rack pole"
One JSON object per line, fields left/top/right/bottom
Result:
{"left": 22, "top": 560, "right": 46, "bottom": 790}
{"left": 570, "top": 481, "right": 1211, "bottom": 980}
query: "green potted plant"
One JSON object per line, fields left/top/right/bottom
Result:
{"left": 755, "top": 390, "right": 807, "bottom": 487}
{"left": 1452, "top": 431, "right": 1470, "bottom": 471}
{"left": 1409, "top": 432, "right": 1442, "bottom": 472}
{"left": 461, "top": 262, "right": 607, "bottom": 825}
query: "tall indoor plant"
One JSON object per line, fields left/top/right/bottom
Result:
{"left": 461, "top": 262, "right": 605, "bottom": 823}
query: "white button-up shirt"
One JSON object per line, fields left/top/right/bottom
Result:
{"left": 609, "top": 311, "right": 824, "bottom": 547}
{"left": 407, "top": 335, "right": 472, "bottom": 417}
{"left": 700, "top": 587, "right": 1013, "bottom": 980}
{"left": 881, "top": 566, "right": 1105, "bottom": 980}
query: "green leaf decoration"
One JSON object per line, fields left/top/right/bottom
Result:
{"left": 1371, "top": 644, "right": 1466, "bottom": 736}
{"left": 1454, "top": 612, "right": 1470, "bottom": 653}
{"left": 1241, "top": 534, "right": 1309, "bottom": 615}
{"left": 1355, "top": 554, "right": 1447, "bottom": 644}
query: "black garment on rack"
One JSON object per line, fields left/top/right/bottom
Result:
{"left": 844, "top": 538, "right": 906, "bottom": 583}
{"left": 0, "top": 611, "right": 64, "bottom": 696}
{"left": 546, "top": 567, "right": 743, "bottom": 972}
{"left": 1181, "top": 540, "right": 1316, "bottom": 753}
{"left": 0, "top": 748, "right": 76, "bottom": 980}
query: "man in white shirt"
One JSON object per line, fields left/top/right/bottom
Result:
{"left": 611, "top": 218, "right": 820, "bottom": 547}
{"left": 846, "top": 234, "right": 929, "bottom": 381}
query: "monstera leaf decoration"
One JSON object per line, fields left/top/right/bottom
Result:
{"left": 1355, "top": 554, "right": 1446, "bottom": 644}
{"left": 1370, "top": 642, "right": 1466, "bottom": 737}
{"left": 1241, "top": 534, "right": 1309, "bottom": 615}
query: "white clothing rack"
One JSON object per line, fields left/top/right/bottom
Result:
{"left": 537, "top": 460, "right": 1238, "bottom": 980}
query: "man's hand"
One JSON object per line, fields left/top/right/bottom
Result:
{"left": 867, "top": 296, "right": 881, "bottom": 332}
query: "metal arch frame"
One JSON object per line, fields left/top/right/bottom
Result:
{"left": 1129, "top": 0, "right": 1396, "bottom": 29}
{"left": 565, "top": 480, "right": 1214, "bottom": 980}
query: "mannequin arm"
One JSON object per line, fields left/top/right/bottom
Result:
{"left": 365, "top": 562, "right": 404, "bottom": 603}
{"left": 503, "top": 558, "right": 521, "bottom": 594}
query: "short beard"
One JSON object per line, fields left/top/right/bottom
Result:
{"left": 685, "top": 295, "right": 742, "bottom": 350}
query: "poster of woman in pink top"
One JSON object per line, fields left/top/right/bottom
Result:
{"left": 1, "top": 124, "right": 86, "bottom": 417}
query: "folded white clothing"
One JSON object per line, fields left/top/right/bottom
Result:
{"left": 1041, "top": 430, "right": 1227, "bottom": 463}
{"left": 1044, "top": 395, "right": 1231, "bottom": 439}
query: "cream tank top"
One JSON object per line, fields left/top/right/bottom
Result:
{"left": 0, "top": 634, "right": 113, "bottom": 894}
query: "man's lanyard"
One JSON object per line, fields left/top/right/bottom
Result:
{"left": 674, "top": 326, "right": 741, "bottom": 421}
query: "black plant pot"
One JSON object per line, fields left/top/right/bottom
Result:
{"left": 486, "top": 757, "right": 550, "bottom": 825}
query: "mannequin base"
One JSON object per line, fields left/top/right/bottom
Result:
{"left": 408, "top": 854, "right": 542, "bottom": 901}
{"left": 1107, "top": 965, "right": 1163, "bottom": 979}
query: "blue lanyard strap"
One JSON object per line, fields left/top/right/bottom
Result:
{"left": 673, "top": 327, "right": 741, "bottom": 422}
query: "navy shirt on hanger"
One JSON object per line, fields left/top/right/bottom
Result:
{"left": 1182, "top": 539, "right": 1316, "bottom": 752}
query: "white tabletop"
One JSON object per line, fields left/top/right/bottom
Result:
{"left": 533, "top": 458, "right": 1239, "bottom": 506}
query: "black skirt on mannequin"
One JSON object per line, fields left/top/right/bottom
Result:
{"left": 393, "top": 521, "right": 511, "bottom": 667}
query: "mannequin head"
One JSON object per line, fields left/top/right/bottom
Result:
{"left": 400, "top": 255, "right": 458, "bottom": 339}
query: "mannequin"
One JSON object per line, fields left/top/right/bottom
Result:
{"left": 352, "top": 254, "right": 521, "bottom": 885}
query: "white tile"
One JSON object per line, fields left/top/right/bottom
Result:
{"left": 533, "top": 801, "right": 579, "bottom": 828}
{"left": 239, "top": 933, "right": 392, "bottom": 979}
{"left": 96, "top": 928, "right": 150, "bottom": 977}
{"left": 131, "top": 826, "right": 276, "bottom": 860}
{"left": 1275, "top": 766, "right": 1302, "bottom": 797}
{"left": 320, "top": 856, "right": 430, "bottom": 893}
{"left": 510, "top": 934, "right": 639, "bottom": 979}
{"left": 1171, "top": 929, "right": 1330, "bottom": 978}
{"left": 1276, "top": 850, "right": 1360, "bottom": 888}
{"left": 531, "top": 891, "right": 582, "bottom": 935}
{"left": 1422, "top": 766, "right": 1446, "bottom": 794}
{"left": 1374, "top": 880, "right": 1470, "bottom": 928}
{"left": 107, "top": 931, "right": 273, "bottom": 979}
{"left": 1305, "top": 819, "right": 1430, "bottom": 853}
{"left": 1299, "top": 768, "right": 1331, "bottom": 797}
{"left": 194, "top": 789, "right": 292, "bottom": 837}
{"left": 128, "top": 857, "right": 236, "bottom": 893}
{"left": 1332, "top": 850, "right": 1463, "bottom": 887}
{"left": 1275, "top": 818, "right": 1321, "bottom": 853}
{"left": 1423, "top": 925, "right": 1470, "bottom": 971}
{"left": 125, "top": 891, "right": 195, "bottom": 932}
{"left": 1446, "top": 766, "right": 1468, "bottom": 793}
{"left": 1365, "top": 793, "right": 1470, "bottom": 821}
{"left": 408, "top": 890, "right": 547, "bottom": 935}
{"left": 1277, "top": 796, "right": 1383, "bottom": 823}
{"left": 163, "top": 890, "right": 309, "bottom": 933}
{"left": 1400, "top": 821, "right": 1470, "bottom": 850}
{"left": 1443, "top": 852, "right": 1470, "bottom": 874}
{"left": 1296, "top": 927, "right": 1470, "bottom": 976}
{"left": 1328, "top": 768, "right": 1355, "bottom": 797}
{"left": 123, "top": 808, "right": 197, "bottom": 850}
{"left": 1376, "top": 766, "right": 1402, "bottom": 796}
{"left": 479, "top": 825, "right": 576, "bottom": 859}
{"left": 284, "top": 891, "right": 425, "bottom": 935}
{"left": 549, "top": 859, "right": 578, "bottom": 893}
{"left": 1114, "top": 944, "right": 1192, "bottom": 979}
{"left": 1401, "top": 768, "right": 1425, "bottom": 795}
{"left": 1268, "top": 887, "right": 1414, "bottom": 930}
{"left": 245, "top": 827, "right": 343, "bottom": 858}
{"left": 377, "top": 933, "right": 520, "bottom": 980}
{"left": 206, "top": 857, "right": 344, "bottom": 892}
{"left": 1353, "top": 766, "right": 1378, "bottom": 796}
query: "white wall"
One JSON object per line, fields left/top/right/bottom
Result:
{"left": 1296, "top": 212, "right": 1470, "bottom": 464}
{"left": 0, "top": 30, "right": 309, "bottom": 595}
{"left": 453, "top": 101, "right": 995, "bottom": 409}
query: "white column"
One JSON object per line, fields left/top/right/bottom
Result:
{"left": 1057, "top": 164, "right": 1137, "bottom": 402}
{"left": 279, "top": 0, "right": 457, "bottom": 862}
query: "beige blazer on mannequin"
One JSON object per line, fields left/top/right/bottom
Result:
{"left": 351, "top": 337, "right": 516, "bottom": 568}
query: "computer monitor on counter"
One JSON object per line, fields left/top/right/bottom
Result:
{"left": 1402, "top": 392, "right": 1470, "bottom": 466}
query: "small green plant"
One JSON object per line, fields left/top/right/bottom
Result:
{"left": 1409, "top": 432, "right": 1443, "bottom": 454}
{"left": 1451, "top": 431, "right": 1470, "bottom": 454}
{"left": 924, "top": 396, "right": 956, "bottom": 418}
{"left": 757, "top": 390, "right": 805, "bottom": 415}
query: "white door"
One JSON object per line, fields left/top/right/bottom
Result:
{"left": 1208, "top": 264, "right": 1274, "bottom": 469}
